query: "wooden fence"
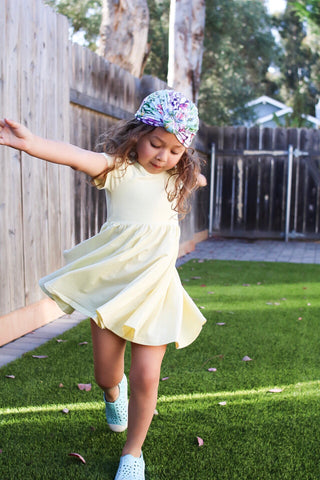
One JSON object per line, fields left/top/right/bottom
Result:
{"left": 0, "top": 0, "right": 209, "bottom": 344}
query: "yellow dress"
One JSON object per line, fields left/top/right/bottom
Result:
{"left": 39, "top": 160, "right": 206, "bottom": 348}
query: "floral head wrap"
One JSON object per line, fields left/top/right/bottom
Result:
{"left": 135, "top": 89, "right": 199, "bottom": 148}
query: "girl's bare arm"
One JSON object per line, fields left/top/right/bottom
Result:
{"left": 0, "top": 118, "right": 110, "bottom": 177}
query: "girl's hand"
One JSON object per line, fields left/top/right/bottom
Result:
{"left": 0, "top": 118, "right": 33, "bottom": 152}
{"left": 197, "top": 173, "right": 207, "bottom": 187}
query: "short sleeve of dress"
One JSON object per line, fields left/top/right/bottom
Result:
{"left": 93, "top": 154, "right": 126, "bottom": 192}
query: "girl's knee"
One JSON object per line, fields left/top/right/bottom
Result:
{"left": 129, "top": 366, "right": 160, "bottom": 394}
{"left": 94, "top": 369, "right": 123, "bottom": 392}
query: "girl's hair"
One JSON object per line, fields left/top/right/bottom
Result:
{"left": 94, "top": 118, "right": 202, "bottom": 216}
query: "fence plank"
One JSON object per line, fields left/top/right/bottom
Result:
{"left": 0, "top": 0, "right": 25, "bottom": 314}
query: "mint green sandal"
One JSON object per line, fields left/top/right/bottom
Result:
{"left": 103, "top": 374, "right": 128, "bottom": 433}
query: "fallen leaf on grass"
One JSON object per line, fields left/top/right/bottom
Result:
{"left": 242, "top": 356, "right": 252, "bottom": 362}
{"left": 268, "top": 388, "right": 283, "bottom": 393}
{"left": 32, "top": 355, "right": 48, "bottom": 359}
{"left": 77, "top": 383, "right": 92, "bottom": 391}
{"left": 5, "top": 375, "right": 15, "bottom": 379}
{"left": 68, "top": 452, "right": 86, "bottom": 464}
{"left": 196, "top": 436, "right": 204, "bottom": 446}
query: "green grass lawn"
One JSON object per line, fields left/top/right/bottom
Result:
{"left": 1, "top": 260, "right": 320, "bottom": 479}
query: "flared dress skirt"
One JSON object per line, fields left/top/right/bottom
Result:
{"left": 39, "top": 161, "right": 206, "bottom": 348}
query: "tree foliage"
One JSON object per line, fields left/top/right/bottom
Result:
{"left": 44, "top": 0, "right": 102, "bottom": 51}
{"left": 289, "top": 0, "right": 320, "bottom": 28}
{"left": 198, "top": 0, "right": 278, "bottom": 125}
{"left": 143, "top": 0, "right": 170, "bottom": 81}
{"left": 273, "top": 3, "right": 320, "bottom": 126}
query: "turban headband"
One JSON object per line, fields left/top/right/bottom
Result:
{"left": 135, "top": 90, "right": 199, "bottom": 148}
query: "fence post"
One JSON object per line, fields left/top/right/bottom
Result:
{"left": 209, "top": 143, "right": 216, "bottom": 237}
{"left": 285, "top": 145, "right": 293, "bottom": 242}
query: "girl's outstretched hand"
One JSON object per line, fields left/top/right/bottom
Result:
{"left": 0, "top": 118, "right": 32, "bottom": 152}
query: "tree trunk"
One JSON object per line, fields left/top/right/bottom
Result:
{"left": 167, "top": 0, "right": 206, "bottom": 103}
{"left": 97, "top": 0, "right": 150, "bottom": 78}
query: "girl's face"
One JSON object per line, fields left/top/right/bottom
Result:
{"left": 136, "top": 127, "right": 186, "bottom": 174}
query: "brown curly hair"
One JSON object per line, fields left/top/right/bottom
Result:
{"left": 94, "top": 118, "right": 202, "bottom": 216}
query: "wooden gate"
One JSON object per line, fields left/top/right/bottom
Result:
{"left": 208, "top": 126, "right": 320, "bottom": 240}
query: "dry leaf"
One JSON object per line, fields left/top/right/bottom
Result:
{"left": 196, "top": 436, "right": 204, "bottom": 446}
{"left": 77, "top": 383, "right": 92, "bottom": 391}
{"left": 32, "top": 355, "right": 48, "bottom": 359}
{"left": 242, "top": 356, "right": 252, "bottom": 362}
{"left": 68, "top": 452, "right": 86, "bottom": 464}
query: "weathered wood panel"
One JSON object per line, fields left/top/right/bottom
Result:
{"left": 0, "top": 0, "right": 72, "bottom": 316}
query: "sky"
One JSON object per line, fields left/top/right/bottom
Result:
{"left": 265, "top": 0, "right": 287, "bottom": 14}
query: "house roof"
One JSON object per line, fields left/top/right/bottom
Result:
{"left": 246, "top": 95, "right": 320, "bottom": 128}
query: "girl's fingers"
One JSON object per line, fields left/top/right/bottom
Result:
{"left": 4, "top": 118, "right": 19, "bottom": 129}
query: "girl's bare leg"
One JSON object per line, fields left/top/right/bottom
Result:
{"left": 122, "top": 343, "right": 167, "bottom": 458}
{"left": 90, "top": 320, "right": 127, "bottom": 401}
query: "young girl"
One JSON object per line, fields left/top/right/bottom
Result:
{"left": 0, "top": 89, "right": 206, "bottom": 480}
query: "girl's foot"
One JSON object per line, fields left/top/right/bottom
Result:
{"left": 114, "top": 453, "right": 145, "bottom": 480}
{"left": 104, "top": 374, "right": 128, "bottom": 432}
